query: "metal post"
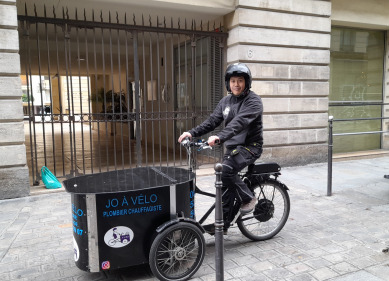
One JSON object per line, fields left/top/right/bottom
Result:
{"left": 327, "top": 116, "right": 333, "bottom": 196}
{"left": 214, "top": 163, "right": 224, "bottom": 281}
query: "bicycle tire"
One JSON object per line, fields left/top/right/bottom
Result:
{"left": 237, "top": 179, "right": 290, "bottom": 241}
{"left": 149, "top": 222, "right": 205, "bottom": 281}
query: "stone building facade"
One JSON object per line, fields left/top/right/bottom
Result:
{"left": 1, "top": 0, "right": 389, "bottom": 199}
{"left": 225, "top": 0, "right": 331, "bottom": 165}
{"left": 0, "top": 0, "right": 29, "bottom": 199}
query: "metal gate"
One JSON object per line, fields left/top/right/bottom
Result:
{"left": 18, "top": 5, "right": 227, "bottom": 185}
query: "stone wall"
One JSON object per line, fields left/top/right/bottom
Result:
{"left": 332, "top": 0, "right": 389, "bottom": 29}
{"left": 225, "top": 0, "right": 331, "bottom": 166}
{"left": 0, "top": 0, "right": 29, "bottom": 199}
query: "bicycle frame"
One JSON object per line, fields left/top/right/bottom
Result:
{"left": 181, "top": 138, "right": 287, "bottom": 231}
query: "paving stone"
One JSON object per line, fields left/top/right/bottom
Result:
{"left": 304, "top": 247, "right": 330, "bottom": 258}
{"left": 322, "top": 253, "right": 347, "bottom": 263}
{"left": 304, "top": 258, "right": 333, "bottom": 270}
{"left": 232, "top": 254, "right": 259, "bottom": 266}
{"left": 0, "top": 261, "right": 26, "bottom": 273}
{"left": 194, "top": 271, "right": 233, "bottom": 281}
{"left": 321, "top": 243, "right": 346, "bottom": 254}
{"left": 328, "top": 270, "right": 384, "bottom": 281}
{"left": 238, "top": 243, "right": 263, "bottom": 255}
{"left": 330, "top": 261, "right": 358, "bottom": 275}
{"left": 238, "top": 272, "right": 272, "bottom": 281}
{"left": 365, "top": 264, "right": 389, "bottom": 281}
{"left": 347, "top": 256, "right": 377, "bottom": 269}
{"left": 0, "top": 272, "right": 10, "bottom": 280}
{"left": 223, "top": 249, "right": 244, "bottom": 260}
{"left": 191, "top": 263, "right": 215, "bottom": 278}
{"left": 68, "top": 273, "right": 100, "bottom": 281}
{"left": 254, "top": 249, "right": 282, "bottom": 261}
{"left": 247, "top": 260, "right": 275, "bottom": 274}
{"left": 227, "top": 265, "right": 254, "bottom": 278}
{"left": 263, "top": 267, "right": 294, "bottom": 280}
{"left": 9, "top": 267, "right": 41, "bottom": 280}
{"left": 291, "top": 252, "right": 312, "bottom": 262}
{"left": 269, "top": 255, "right": 295, "bottom": 267}
{"left": 0, "top": 253, "right": 20, "bottom": 264}
{"left": 310, "top": 267, "right": 338, "bottom": 281}
{"left": 1, "top": 157, "right": 389, "bottom": 281}
{"left": 285, "top": 262, "right": 312, "bottom": 274}
{"left": 207, "top": 259, "right": 237, "bottom": 271}
{"left": 287, "top": 273, "right": 317, "bottom": 281}
{"left": 32, "top": 270, "right": 63, "bottom": 281}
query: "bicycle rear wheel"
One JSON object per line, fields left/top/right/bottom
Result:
{"left": 237, "top": 179, "right": 290, "bottom": 241}
{"left": 149, "top": 222, "right": 205, "bottom": 281}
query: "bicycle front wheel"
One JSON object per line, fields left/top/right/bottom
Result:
{"left": 237, "top": 179, "right": 290, "bottom": 241}
{"left": 149, "top": 222, "right": 205, "bottom": 281}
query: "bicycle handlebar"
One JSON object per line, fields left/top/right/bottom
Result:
{"left": 181, "top": 138, "right": 212, "bottom": 151}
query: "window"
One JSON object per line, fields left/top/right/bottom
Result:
{"left": 329, "top": 27, "right": 385, "bottom": 153}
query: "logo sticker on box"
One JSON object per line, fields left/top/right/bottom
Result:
{"left": 104, "top": 226, "right": 134, "bottom": 248}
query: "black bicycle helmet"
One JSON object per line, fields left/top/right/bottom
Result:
{"left": 224, "top": 63, "right": 252, "bottom": 93}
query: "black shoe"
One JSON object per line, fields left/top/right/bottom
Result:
{"left": 202, "top": 224, "right": 228, "bottom": 235}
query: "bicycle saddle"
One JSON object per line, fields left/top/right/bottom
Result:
{"left": 247, "top": 162, "right": 281, "bottom": 174}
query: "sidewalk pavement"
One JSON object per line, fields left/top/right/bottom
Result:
{"left": 1, "top": 156, "right": 389, "bottom": 281}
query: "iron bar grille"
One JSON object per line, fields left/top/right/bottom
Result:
{"left": 18, "top": 4, "right": 227, "bottom": 185}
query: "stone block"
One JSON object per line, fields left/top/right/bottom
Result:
{"left": 238, "top": 0, "right": 331, "bottom": 16}
{"left": 294, "top": 98, "right": 320, "bottom": 112}
{"left": 253, "top": 81, "right": 329, "bottom": 97}
{"left": 288, "top": 128, "right": 327, "bottom": 143}
{"left": 0, "top": 77, "right": 22, "bottom": 97}
{"left": 261, "top": 144, "right": 327, "bottom": 166}
{"left": 300, "top": 113, "right": 328, "bottom": 128}
{"left": 264, "top": 114, "right": 300, "bottom": 129}
{"left": 0, "top": 4, "right": 17, "bottom": 27}
{"left": 248, "top": 63, "right": 330, "bottom": 80}
{"left": 264, "top": 130, "right": 289, "bottom": 145}
{"left": 252, "top": 81, "right": 302, "bottom": 97}
{"left": 262, "top": 98, "right": 289, "bottom": 112}
{"left": 0, "top": 145, "right": 27, "bottom": 166}
{"left": 290, "top": 65, "right": 330, "bottom": 81}
{"left": 262, "top": 97, "right": 328, "bottom": 113}
{"left": 0, "top": 122, "right": 24, "bottom": 144}
{"left": 0, "top": 53, "right": 20, "bottom": 75}
{"left": 226, "top": 8, "right": 331, "bottom": 32}
{"left": 0, "top": 166, "right": 29, "bottom": 200}
{"left": 228, "top": 26, "right": 330, "bottom": 49}
{"left": 0, "top": 99, "right": 23, "bottom": 121}
{"left": 290, "top": 97, "right": 328, "bottom": 112}
{"left": 302, "top": 81, "right": 329, "bottom": 96}
{"left": 317, "top": 127, "right": 329, "bottom": 142}
{"left": 0, "top": 28, "right": 19, "bottom": 51}
{"left": 263, "top": 113, "right": 328, "bottom": 129}
{"left": 227, "top": 45, "right": 330, "bottom": 64}
{"left": 264, "top": 128, "right": 326, "bottom": 146}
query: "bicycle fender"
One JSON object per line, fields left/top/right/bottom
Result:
{"left": 155, "top": 217, "right": 205, "bottom": 234}
{"left": 276, "top": 180, "right": 289, "bottom": 191}
{"left": 266, "top": 178, "right": 289, "bottom": 191}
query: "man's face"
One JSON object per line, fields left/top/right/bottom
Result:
{"left": 229, "top": 76, "right": 245, "bottom": 96}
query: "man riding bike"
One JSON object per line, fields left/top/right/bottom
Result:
{"left": 178, "top": 63, "right": 263, "bottom": 234}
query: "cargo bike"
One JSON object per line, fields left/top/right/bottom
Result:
{"left": 63, "top": 139, "right": 290, "bottom": 281}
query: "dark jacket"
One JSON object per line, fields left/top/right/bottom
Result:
{"left": 189, "top": 90, "right": 263, "bottom": 148}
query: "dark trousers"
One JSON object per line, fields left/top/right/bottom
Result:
{"left": 221, "top": 144, "right": 262, "bottom": 224}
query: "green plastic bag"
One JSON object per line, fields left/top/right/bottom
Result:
{"left": 41, "top": 166, "right": 62, "bottom": 189}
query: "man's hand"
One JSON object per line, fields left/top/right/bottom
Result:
{"left": 207, "top": 135, "right": 220, "bottom": 147}
{"left": 178, "top": 132, "right": 192, "bottom": 143}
